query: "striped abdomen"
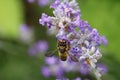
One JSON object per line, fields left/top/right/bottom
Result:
{"left": 59, "top": 52, "right": 68, "bottom": 61}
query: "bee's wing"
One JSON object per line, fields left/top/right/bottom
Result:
{"left": 68, "top": 53, "right": 79, "bottom": 62}
{"left": 45, "top": 50, "right": 57, "bottom": 57}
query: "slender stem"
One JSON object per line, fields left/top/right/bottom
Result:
{"left": 90, "top": 67, "right": 102, "bottom": 80}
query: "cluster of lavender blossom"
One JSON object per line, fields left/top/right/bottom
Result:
{"left": 39, "top": 0, "right": 108, "bottom": 80}
{"left": 41, "top": 57, "right": 107, "bottom": 80}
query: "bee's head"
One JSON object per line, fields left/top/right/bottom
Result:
{"left": 58, "top": 39, "right": 67, "bottom": 47}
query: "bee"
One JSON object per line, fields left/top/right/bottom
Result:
{"left": 45, "top": 39, "right": 79, "bottom": 62}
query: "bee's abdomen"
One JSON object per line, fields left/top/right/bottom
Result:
{"left": 60, "top": 56, "right": 67, "bottom": 61}
{"left": 59, "top": 49, "right": 66, "bottom": 53}
{"left": 60, "top": 52, "right": 67, "bottom": 61}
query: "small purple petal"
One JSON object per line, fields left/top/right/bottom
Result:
{"left": 50, "top": 0, "right": 60, "bottom": 9}
{"left": 28, "top": 40, "right": 48, "bottom": 56}
{"left": 28, "top": 45, "right": 37, "bottom": 56}
{"left": 55, "top": 66, "right": 64, "bottom": 78}
{"left": 27, "top": 0, "right": 35, "bottom": 3}
{"left": 38, "top": 0, "right": 50, "bottom": 6}
{"left": 97, "top": 63, "right": 108, "bottom": 75}
{"left": 20, "top": 24, "right": 30, "bottom": 32}
{"left": 70, "top": 46, "right": 82, "bottom": 57}
{"left": 79, "top": 64, "right": 89, "bottom": 75}
{"left": 88, "top": 28, "right": 99, "bottom": 38}
{"left": 36, "top": 40, "right": 49, "bottom": 53}
{"left": 39, "top": 13, "right": 52, "bottom": 28}
{"left": 100, "top": 36, "right": 108, "bottom": 45}
{"left": 78, "top": 20, "right": 92, "bottom": 33}
{"left": 19, "top": 24, "right": 33, "bottom": 43}
{"left": 41, "top": 66, "right": 51, "bottom": 78}
{"left": 45, "top": 57, "right": 57, "bottom": 65}
{"left": 57, "top": 77, "right": 69, "bottom": 80}
{"left": 74, "top": 77, "right": 81, "bottom": 80}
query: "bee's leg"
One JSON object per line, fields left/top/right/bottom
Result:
{"left": 66, "top": 47, "right": 69, "bottom": 51}
{"left": 66, "top": 43, "right": 70, "bottom": 50}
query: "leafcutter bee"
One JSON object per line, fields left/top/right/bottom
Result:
{"left": 45, "top": 39, "right": 79, "bottom": 62}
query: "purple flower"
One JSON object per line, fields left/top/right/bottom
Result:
{"left": 74, "top": 77, "right": 81, "bottom": 80}
{"left": 79, "top": 64, "right": 89, "bottom": 75}
{"left": 78, "top": 20, "right": 92, "bottom": 33}
{"left": 35, "top": 40, "right": 49, "bottom": 53}
{"left": 55, "top": 66, "right": 64, "bottom": 78}
{"left": 28, "top": 45, "right": 37, "bottom": 56}
{"left": 97, "top": 63, "right": 108, "bottom": 75}
{"left": 38, "top": 0, "right": 50, "bottom": 6}
{"left": 41, "top": 60, "right": 64, "bottom": 78}
{"left": 70, "top": 46, "right": 82, "bottom": 57}
{"left": 41, "top": 66, "right": 51, "bottom": 78}
{"left": 57, "top": 77, "right": 69, "bottom": 80}
{"left": 88, "top": 28, "right": 103, "bottom": 46}
{"left": 59, "top": 59, "right": 77, "bottom": 72}
{"left": 39, "top": 0, "right": 108, "bottom": 79}
{"left": 50, "top": 0, "right": 60, "bottom": 9}
{"left": 27, "top": 0, "right": 35, "bottom": 3}
{"left": 45, "top": 57, "right": 58, "bottom": 65}
{"left": 40, "top": 0, "right": 81, "bottom": 36}
{"left": 100, "top": 36, "right": 108, "bottom": 45}
{"left": 20, "top": 24, "right": 30, "bottom": 33}
{"left": 28, "top": 40, "right": 48, "bottom": 56}
{"left": 39, "top": 13, "right": 52, "bottom": 28}
{"left": 19, "top": 23, "right": 33, "bottom": 44}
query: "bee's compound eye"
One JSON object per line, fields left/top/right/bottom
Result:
{"left": 59, "top": 42, "right": 62, "bottom": 46}
{"left": 62, "top": 43, "right": 64, "bottom": 46}
{"left": 63, "top": 42, "right": 66, "bottom": 46}
{"left": 60, "top": 44, "right": 62, "bottom": 46}
{"left": 59, "top": 43, "right": 62, "bottom": 46}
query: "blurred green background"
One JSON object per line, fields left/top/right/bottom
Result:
{"left": 0, "top": 0, "right": 120, "bottom": 80}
